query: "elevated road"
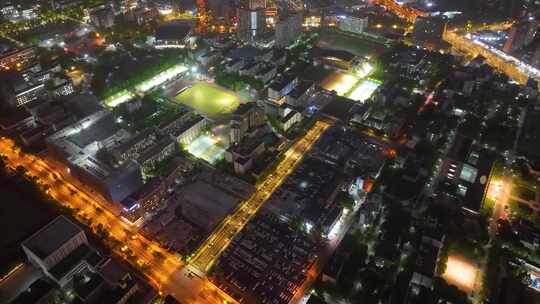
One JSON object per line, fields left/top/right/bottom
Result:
{"left": 444, "top": 30, "right": 534, "bottom": 85}
{"left": 190, "top": 120, "right": 332, "bottom": 273}
{"left": 373, "top": 0, "right": 425, "bottom": 22}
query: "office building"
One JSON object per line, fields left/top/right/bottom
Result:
{"left": 121, "top": 157, "right": 194, "bottom": 217}
{"left": 18, "top": 216, "right": 146, "bottom": 302}
{"left": 339, "top": 16, "right": 368, "bottom": 34}
{"left": 23, "top": 216, "right": 88, "bottom": 273}
{"left": 22, "top": 216, "right": 96, "bottom": 287}
{"left": 229, "top": 102, "right": 266, "bottom": 144}
{"left": 278, "top": 104, "right": 302, "bottom": 132}
{"left": 46, "top": 110, "right": 143, "bottom": 205}
{"left": 90, "top": 7, "right": 115, "bottom": 28}
{"left": 157, "top": 111, "right": 208, "bottom": 145}
{"left": 267, "top": 74, "right": 299, "bottom": 101}
{"left": 225, "top": 136, "right": 266, "bottom": 174}
{"left": 275, "top": 12, "right": 303, "bottom": 48}
{"left": 0, "top": 73, "right": 45, "bottom": 108}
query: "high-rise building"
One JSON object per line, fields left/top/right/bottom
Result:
{"left": 237, "top": 7, "right": 266, "bottom": 41}
{"left": 339, "top": 16, "right": 368, "bottom": 34}
{"left": 275, "top": 12, "right": 303, "bottom": 48}
{"left": 503, "top": 20, "right": 538, "bottom": 53}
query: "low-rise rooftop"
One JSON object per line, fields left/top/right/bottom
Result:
{"left": 23, "top": 216, "right": 83, "bottom": 259}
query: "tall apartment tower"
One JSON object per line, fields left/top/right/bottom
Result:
{"left": 237, "top": 6, "right": 266, "bottom": 41}
{"left": 503, "top": 20, "right": 538, "bottom": 53}
{"left": 275, "top": 12, "right": 303, "bottom": 48}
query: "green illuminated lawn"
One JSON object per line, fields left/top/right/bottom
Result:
{"left": 174, "top": 82, "right": 240, "bottom": 116}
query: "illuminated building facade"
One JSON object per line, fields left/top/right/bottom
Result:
{"left": 339, "top": 16, "right": 368, "bottom": 34}
{"left": 0, "top": 47, "right": 36, "bottom": 69}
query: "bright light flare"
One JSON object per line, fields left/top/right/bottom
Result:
{"left": 487, "top": 179, "right": 505, "bottom": 200}
{"left": 320, "top": 72, "right": 358, "bottom": 96}
{"left": 443, "top": 256, "right": 477, "bottom": 293}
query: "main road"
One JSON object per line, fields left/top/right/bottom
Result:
{"left": 0, "top": 119, "right": 331, "bottom": 303}
{"left": 443, "top": 29, "right": 536, "bottom": 85}
{"left": 191, "top": 120, "right": 332, "bottom": 273}
{"left": 0, "top": 137, "right": 237, "bottom": 304}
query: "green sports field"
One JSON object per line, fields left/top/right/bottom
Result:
{"left": 316, "top": 30, "right": 387, "bottom": 57}
{"left": 174, "top": 82, "right": 240, "bottom": 116}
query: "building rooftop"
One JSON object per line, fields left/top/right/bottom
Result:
{"left": 11, "top": 279, "right": 54, "bottom": 304}
{"left": 320, "top": 95, "right": 355, "bottom": 122}
{"left": 233, "top": 102, "right": 258, "bottom": 116}
{"left": 447, "top": 134, "right": 473, "bottom": 163}
{"left": 269, "top": 74, "right": 297, "bottom": 92}
{"left": 225, "top": 46, "right": 264, "bottom": 61}
{"left": 49, "top": 244, "right": 101, "bottom": 280}
{"left": 288, "top": 81, "right": 313, "bottom": 99}
{"left": 23, "top": 216, "right": 83, "bottom": 259}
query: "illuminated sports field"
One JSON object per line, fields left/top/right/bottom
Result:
{"left": 320, "top": 72, "right": 380, "bottom": 102}
{"left": 174, "top": 82, "right": 240, "bottom": 116}
{"left": 186, "top": 135, "right": 226, "bottom": 164}
{"left": 348, "top": 79, "right": 381, "bottom": 102}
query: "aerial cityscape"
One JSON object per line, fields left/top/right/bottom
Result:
{"left": 1, "top": 0, "right": 540, "bottom": 304}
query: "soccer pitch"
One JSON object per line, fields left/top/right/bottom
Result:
{"left": 174, "top": 82, "right": 240, "bottom": 116}
{"left": 348, "top": 79, "right": 381, "bottom": 102}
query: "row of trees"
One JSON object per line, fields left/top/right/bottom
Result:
{"left": 214, "top": 70, "right": 264, "bottom": 92}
